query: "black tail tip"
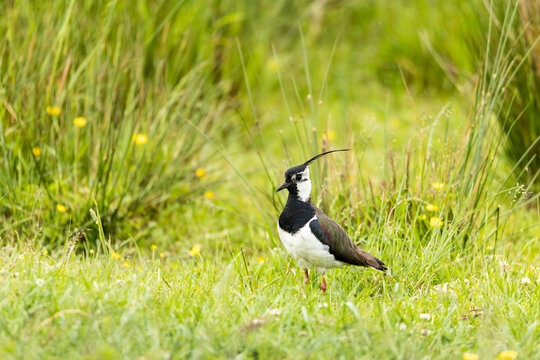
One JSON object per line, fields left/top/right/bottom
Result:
{"left": 376, "top": 258, "right": 387, "bottom": 272}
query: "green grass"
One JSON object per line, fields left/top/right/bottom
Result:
{"left": 1, "top": 0, "right": 539, "bottom": 359}
{"left": 1, "top": 239, "right": 538, "bottom": 359}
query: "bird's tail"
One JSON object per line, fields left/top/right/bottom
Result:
{"left": 358, "top": 249, "right": 387, "bottom": 273}
{"left": 372, "top": 256, "right": 387, "bottom": 273}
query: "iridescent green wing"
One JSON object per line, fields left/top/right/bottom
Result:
{"left": 309, "top": 203, "right": 386, "bottom": 271}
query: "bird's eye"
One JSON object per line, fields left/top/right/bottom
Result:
{"left": 295, "top": 174, "right": 302, "bottom": 181}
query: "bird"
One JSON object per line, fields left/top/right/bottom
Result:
{"left": 276, "top": 149, "right": 387, "bottom": 293}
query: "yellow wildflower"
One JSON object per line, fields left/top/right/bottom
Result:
{"left": 133, "top": 134, "right": 148, "bottom": 145}
{"left": 56, "top": 204, "right": 67, "bottom": 213}
{"left": 463, "top": 353, "right": 479, "bottom": 360}
{"left": 89, "top": 249, "right": 94, "bottom": 255}
{"left": 111, "top": 251, "right": 121, "bottom": 259}
{"left": 426, "top": 204, "right": 439, "bottom": 212}
{"left": 195, "top": 168, "right": 206, "bottom": 178}
{"left": 257, "top": 257, "right": 265, "bottom": 264}
{"left": 420, "top": 214, "right": 427, "bottom": 220}
{"left": 43, "top": 249, "right": 48, "bottom": 256}
{"left": 204, "top": 191, "right": 214, "bottom": 199}
{"left": 32, "top": 147, "right": 42, "bottom": 157}
{"left": 189, "top": 245, "right": 201, "bottom": 257}
{"left": 46, "top": 106, "right": 61, "bottom": 116}
{"left": 498, "top": 350, "right": 518, "bottom": 359}
{"left": 159, "top": 252, "right": 165, "bottom": 259}
{"left": 432, "top": 182, "right": 445, "bottom": 190}
{"left": 121, "top": 262, "right": 130, "bottom": 268}
{"left": 429, "top": 217, "right": 443, "bottom": 227}
{"left": 73, "top": 117, "right": 87, "bottom": 127}
{"left": 266, "top": 58, "right": 278, "bottom": 71}
{"left": 324, "top": 130, "right": 337, "bottom": 142}
{"left": 150, "top": 244, "right": 157, "bottom": 250}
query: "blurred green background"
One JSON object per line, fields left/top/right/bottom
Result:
{"left": 0, "top": 0, "right": 538, "bottom": 250}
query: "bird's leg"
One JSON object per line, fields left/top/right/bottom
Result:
{"left": 303, "top": 269, "right": 309, "bottom": 285}
{"left": 320, "top": 276, "right": 327, "bottom": 294}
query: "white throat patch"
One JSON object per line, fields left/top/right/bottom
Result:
{"left": 296, "top": 167, "right": 312, "bottom": 202}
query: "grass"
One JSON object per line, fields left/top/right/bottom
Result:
{"left": 1, "top": 0, "right": 539, "bottom": 359}
{"left": 1, "top": 239, "right": 538, "bottom": 359}
{"left": 495, "top": 0, "right": 540, "bottom": 190}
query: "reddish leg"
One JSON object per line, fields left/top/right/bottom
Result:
{"left": 303, "top": 269, "right": 309, "bottom": 285}
{"left": 320, "top": 276, "right": 327, "bottom": 293}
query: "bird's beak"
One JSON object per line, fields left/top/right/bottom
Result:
{"left": 277, "top": 181, "right": 290, "bottom": 192}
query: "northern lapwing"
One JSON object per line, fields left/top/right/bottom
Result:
{"left": 277, "top": 149, "right": 387, "bottom": 292}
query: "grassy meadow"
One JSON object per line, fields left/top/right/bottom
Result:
{"left": 1, "top": 0, "right": 539, "bottom": 359}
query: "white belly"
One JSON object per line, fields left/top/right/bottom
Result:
{"left": 277, "top": 216, "right": 343, "bottom": 273}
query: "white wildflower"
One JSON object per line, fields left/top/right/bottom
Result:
{"left": 268, "top": 308, "right": 281, "bottom": 316}
{"left": 317, "top": 302, "right": 329, "bottom": 309}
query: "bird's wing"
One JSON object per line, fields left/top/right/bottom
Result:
{"left": 309, "top": 206, "right": 387, "bottom": 271}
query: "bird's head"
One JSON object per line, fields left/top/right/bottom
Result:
{"left": 277, "top": 149, "right": 349, "bottom": 202}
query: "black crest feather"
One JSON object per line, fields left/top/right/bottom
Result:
{"left": 303, "top": 149, "right": 350, "bottom": 166}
